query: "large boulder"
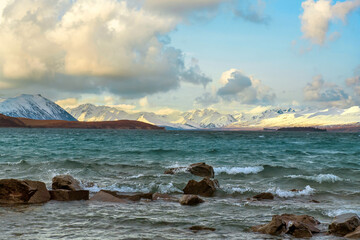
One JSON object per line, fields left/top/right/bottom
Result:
{"left": 179, "top": 195, "right": 204, "bottom": 206}
{"left": 0, "top": 179, "right": 50, "bottom": 204}
{"left": 49, "top": 190, "right": 89, "bottom": 201}
{"left": 328, "top": 213, "right": 360, "bottom": 237}
{"left": 345, "top": 226, "right": 360, "bottom": 239}
{"left": 183, "top": 178, "right": 219, "bottom": 197}
{"left": 252, "top": 214, "right": 320, "bottom": 238}
{"left": 90, "top": 190, "right": 153, "bottom": 203}
{"left": 188, "top": 163, "right": 214, "bottom": 178}
{"left": 52, "top": 175, "right": 81, "bottom": 191}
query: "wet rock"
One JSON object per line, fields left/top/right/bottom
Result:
{"left": 188, "top": 162, "right": 214, "bottom": 178}
{"left": 189, "top": 226, "right": 216, "bottom": 232}
{"left": 52, "top": 175, "right": 82, "bottom": 191}
{"left": 328, "top": 213, "right": 360, "bottom": 237}
{"left": 183, "top": 178, "right": 219, "bottom": 197}
{"left": 345, "top": 226, "right": 360, "bottom": 239}
{"left": 310, "top": 199, "right": 320, "bottom": 203}
{"left": 152, "top": 193, "right": 178, "bottom": 202}
{"left": 49, "top": 190, "right": 89, "bottom": 201}
{"left": 252, "top": 192, "right": 274, "bottom": 200}
{"left": 90, "top": 190, "right": 153, "bottom": 203}
{"left": 90, "top": 190, "right": 129, "bottom": 203}
{"left": 252, "top": 214, "right": 320, "bottom": 238}
{"left": 179, "top": 195, "right": 204, "bottom": 206}
{"left": 0, "top": 179, "right": 50, "bottom": 204}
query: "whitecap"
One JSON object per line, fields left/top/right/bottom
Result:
{"left": 325, "top": 209, "right": 360, "bottom": 217}
{"left": 214, "top": 166, "right": 264, "bottom": 175}
{"left": 268, "top": 185, "right": 315, "bottom": 198}
{"left": 155, "top": 182, "right": 181, "bottom": 194}
{"left": 222, "top": 186, "right": 253, "bottom": 194}
{"left": 287, "top": 174, "right": 343, "bottom": 183}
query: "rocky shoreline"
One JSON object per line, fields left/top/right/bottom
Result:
{"left": 1, "top": 163, "right": 360, "bottom": 238}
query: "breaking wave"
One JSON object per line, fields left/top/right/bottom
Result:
{"left": 286, "top": 174, "right": 343, "bottom": 183}
{"left": 267, "top": 185, "right": 315, "bottom": 198}
{"left": 214, "top": 166, "right": 264, "bottom": 175}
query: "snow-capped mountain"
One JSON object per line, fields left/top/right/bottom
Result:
{"left": 0, "top": 94, "right": 77, "bottom": 121}
{"left": 67, "top": 103, "right": 360, "bottom": 130}
{"left": 67, "top": 104, "right": 236, "bottom": 129}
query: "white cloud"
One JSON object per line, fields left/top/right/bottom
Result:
{"left": 303, "top": 75, "right": 353, "bottom": 107}
{"left": 139, "top": 96, "right": 149, "bottom": 107}
{"left": 300, "top": 0, "right": 360, "bottom": 45}
{"left": 0, "top": 0, "right": 210, "bottom": 97}
{"left": 217, "top": 69, "right": 275, "bottom": 104}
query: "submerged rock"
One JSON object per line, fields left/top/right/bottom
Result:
{"left": 252, "top": 214, "right": 320, "bottom": 238}
{"left": 0, "top": 179, "right": 50, "bottom": 204}
{"left": 328, "top": 213, "right": 360, "bottom": 237}
{"left": 49, "top": 190, "right": 89, "bottom": 201}
{"left": 188, "top": 162, "right": 214, "bottom": 178}
{"left": 152, "top": 193, "right": 178, "bottom": 202}
{"left": 189, "top": 226, "right": 216, "bottom": 232}
{"left": 252, "top": 192, "right": 274, "bottom": 201}
{"left": 90, "top": 190, "right": 153, "bottom": 203}
{"left": 52, "top": 175, "right": 82, "bottom": 191}
{"left": 179, "top": 195, "right": 204, "bottom": 206}
{"left": 345, "top": 226, "right": 360, "bottom": 239}
{"left": 183, "top": 178, "right": 219, "bottom": 197}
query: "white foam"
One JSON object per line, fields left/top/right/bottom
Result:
{"left": 222, "top": 186, "right": 253, "bottom": 194}
{"left": 325, "top": 209, "right": 360, "bottom": 217}
{"left": 268, "top": 185, "right": 315, "bottom": 198}
{"left": 287, "top": 174, "right": 343, "bottom": 183}
{"left": 155, "top": 182, "right": 181, "bottom": 194}
{"left": 126, "top": 174, "right": 144, "bottom": 179}
{"left": 214, "top": 166, "right": 264, "bottom": 175}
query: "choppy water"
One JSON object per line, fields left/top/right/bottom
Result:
{"left": 0, "top": 129, "right": 360, "bottom": 239}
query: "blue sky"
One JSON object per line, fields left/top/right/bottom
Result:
{"left": 0, "top": 0, "right": 359, "bottom": 112}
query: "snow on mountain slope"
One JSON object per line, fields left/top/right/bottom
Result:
{"left": 0, "top": 94, "right": 77, "bottom": 121}
{"left": 67, "top": 103, "right": 360, "bottom": 129}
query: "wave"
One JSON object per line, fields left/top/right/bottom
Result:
{"left": 83, "top": 182, "right": 182, "bottom": 194}
{"left": 286, "top": 174, "right": 343, "bottom": 183}
{"left": 324, "top": 209, "right": 360, "bottom": 218}
{"left": 267, "top": 185, "right": 315, "bottom": 198}
{"left": 214, "top": 166, "right": 264, "bottom": 175}
{"left": 221, "top": 186, "right": 254, "bottom": 194}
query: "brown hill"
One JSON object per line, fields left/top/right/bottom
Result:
{"left": 0, "top": 114, "right": 164, "bottom": 130}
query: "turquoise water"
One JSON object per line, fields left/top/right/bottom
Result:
{"left": 0, "top": 129, "right": 360, "bottom": 239}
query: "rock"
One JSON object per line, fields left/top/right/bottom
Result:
{"left": 152, "top": 193, "right": 178, "bottom": 202}
{"left": 189, "top": 226, "right": 216, "bottom": 232}
{"left": 49, "top": 190, "right": 89, "bottom": 201}
{"left": 183, "top": 178, "right": 219, "bottom": 197}
{"left": 188, "top": 162, "right": 214, "bottom": 178}
{"left": 310, "top": 199, "right": 320, "bottom": 203}
{"left": 164, "top": 167, "right": 187, "bottom": 175}
{"left": 328, "top": 213, "right": 360, "bottom": 237}
{"left": 252, "top": 214, "right": 320, "bottom": 238}
{"left": 90, "top": 190, "right": 153, "bottom": 203}
{"left": 179, "top": 195, "right": 204, "bottom": 206}
{"left": 345, "top": 226, "right": 360, "bottom": 239}
{"left": 252, "top": 192, "right": 274, "bottom": 200}
{"left": 52, "top": 175, "right": 81, "bottom": 191}
{"left": 0, "top": 179, "right": 50, "bottom": 204}
{"left": 90, "top": 190, "right": 129, "bottom": 203}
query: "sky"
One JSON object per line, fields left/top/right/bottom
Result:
{"left": 0, "top": 0, "right": 359, "bottom": 113}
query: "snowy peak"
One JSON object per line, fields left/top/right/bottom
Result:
{"left": 0, "top": 94, "right": 77, "bottom": 121}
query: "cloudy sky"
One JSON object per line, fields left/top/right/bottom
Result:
{"left": 0, "top": 0, "right": 359, "bottom": 112}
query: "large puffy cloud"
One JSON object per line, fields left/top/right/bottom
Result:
{"left": 0, "top": 0, "right": 269, "bottom": 98}
{"left": 300, "top": 0, "right": 360, "bottom": 45}
{"left": 196, "top": 69, "right": 275, "bottom": 107}
{"left": 217, "top": 69, "right": 275, "bottom": 104}
{"left": 0, "top": 0, "right": 211, "bottom": 97}
{"left": 303, "top": 75, "right": 353, "bottom": 107}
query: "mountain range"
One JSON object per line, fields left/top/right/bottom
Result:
{"left": 0, "top": 94, "right": 359, "bottom": 131}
